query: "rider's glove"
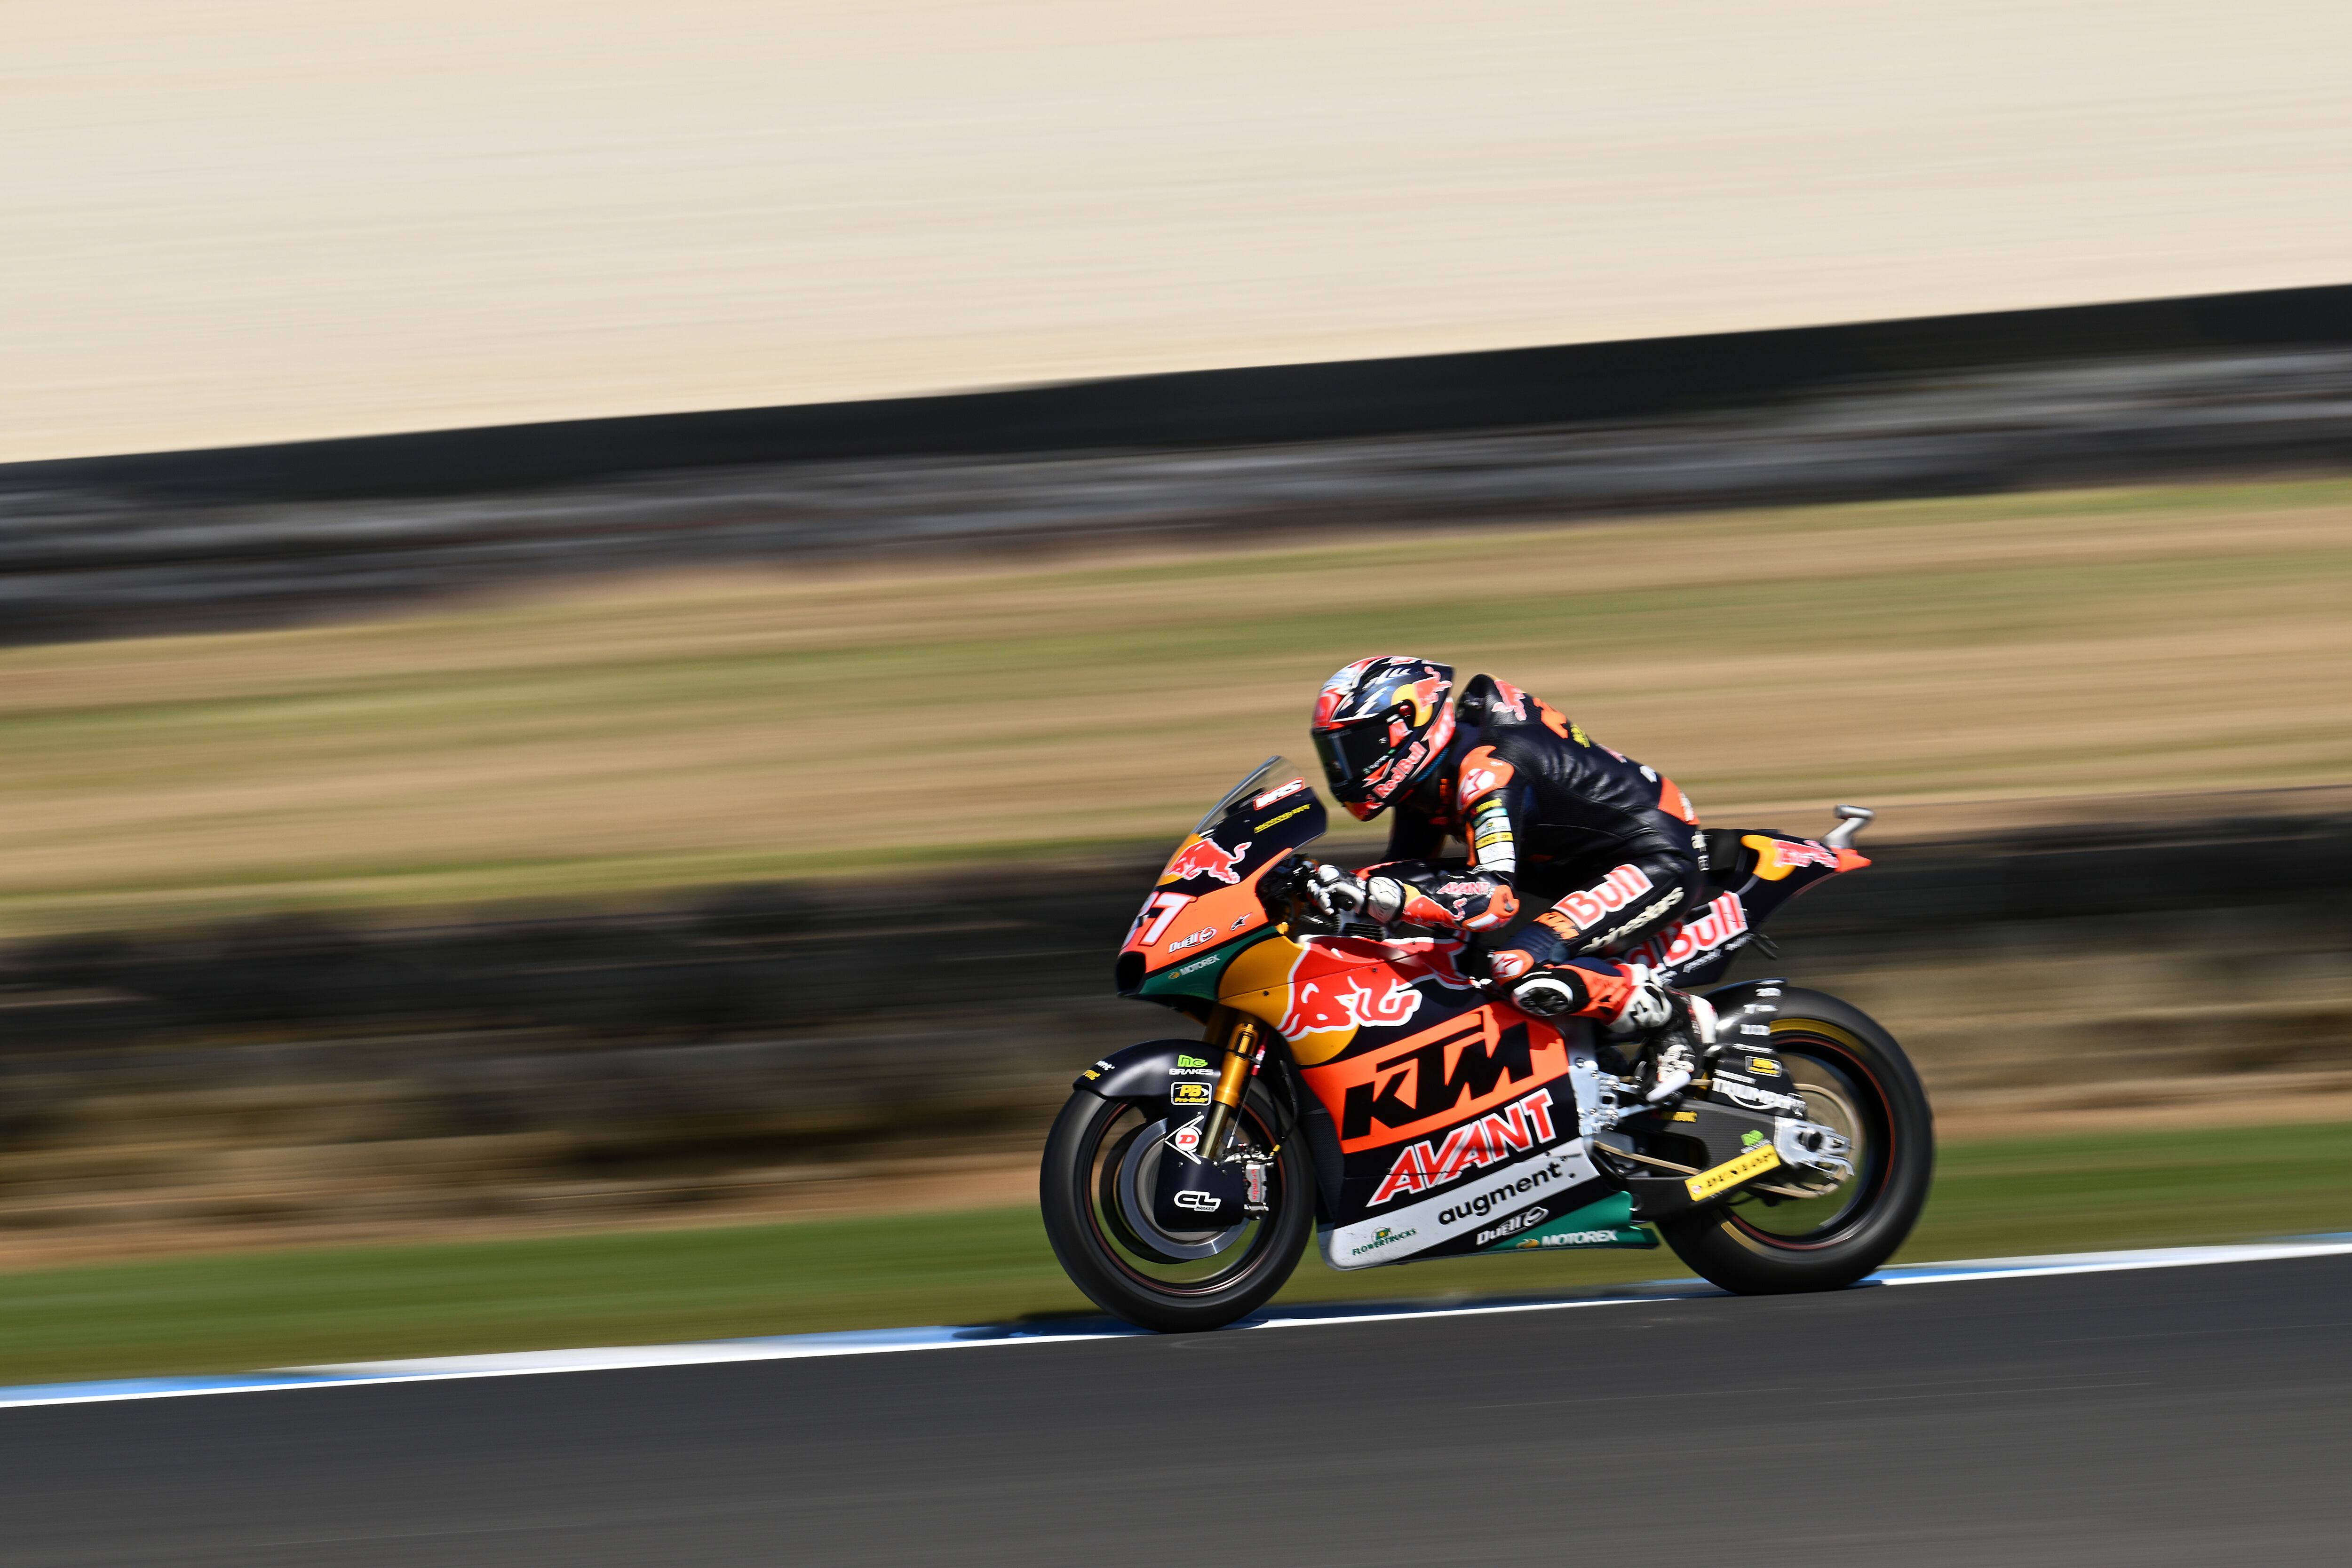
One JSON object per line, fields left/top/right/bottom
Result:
{"left": 1506, "top": 974, "right": 1579, "bottom": 1015}
{"left": 1307, "top": 863, "right": 1404, "bottom": 924}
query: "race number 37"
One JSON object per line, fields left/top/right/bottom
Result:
{"left": 1134, "top": 892, "right": 1194, "bottom": 946}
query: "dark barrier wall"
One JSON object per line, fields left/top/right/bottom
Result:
{"left": 1, "top": 806, "right": 2346, "bottom": 1230}
{"left": 11, "top": 283, "right": 2352, "bottom": 504}
{"left": 8, "top": 282, "right": 2352, "bottom": 646}
{"left": 8, "top": 807, "right": 2349, "bottom": 1055}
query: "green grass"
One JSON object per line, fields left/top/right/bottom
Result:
{"left": 4, "top": 1121, "right": 2349, "bottom": 1386}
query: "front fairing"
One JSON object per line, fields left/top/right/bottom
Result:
{"left": 1115, "top": 758, "right": 1328, "bottom": 1003}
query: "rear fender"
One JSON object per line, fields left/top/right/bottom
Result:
{"left": 1632, "top": 831, "right": 1869, "bottom": 986}
{"left": 1701, "top": 977, "right": 1794, "bottom": 1044}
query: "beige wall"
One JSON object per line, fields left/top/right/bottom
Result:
{"left": 6, "top": 0, "right": 2348, "bottom": 462}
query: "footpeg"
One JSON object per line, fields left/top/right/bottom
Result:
{"left": 1644, "top": 1035, "right": 1698, "bottom": 1103}
{"left": 1567, "top": 1044, "right": 1637, "bottom": 1137}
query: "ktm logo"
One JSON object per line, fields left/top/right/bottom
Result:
{"left": 1371, "top": 1088, "right": 1560, "bottom": 1204}
{"left": 1338, "top": 1020, "right": 1542, "bottom": 1144}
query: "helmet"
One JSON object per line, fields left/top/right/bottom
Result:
{"left": 1310, "top": 656, "right": 1456, "bottom": 820}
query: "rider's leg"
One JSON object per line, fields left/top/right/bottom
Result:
{"left": 1483, "top": 852, "right": 1712, "bottom": 1096}
{"left": 1484, "top": 851, "right": 1701, "bottom": 981}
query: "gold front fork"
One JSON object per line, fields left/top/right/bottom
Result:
{"left": 1196, "top": 1006, "right": 1262, "bottom": 1160}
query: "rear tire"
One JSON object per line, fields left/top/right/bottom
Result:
{"left": 1658, "top": 988, "right": 1933, "bottom": 1293}
{"left": 1041, "top": 1085, "right": 1313, "bottom": 1332}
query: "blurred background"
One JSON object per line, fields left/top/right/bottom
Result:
{"left": 0, "top": 0, "right": 2348, "bottom": 1381}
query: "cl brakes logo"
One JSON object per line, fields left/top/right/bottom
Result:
{"left": 1172, "top": 1190, "right": 1222, "bottom": 1213}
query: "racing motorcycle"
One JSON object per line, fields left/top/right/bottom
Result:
{"left": 1041, "top": 758, "right": 1933, "bottom": 1331}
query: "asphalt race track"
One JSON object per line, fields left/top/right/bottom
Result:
{"left": 5, "top": 1256, "right": 2349, "bottom": 1567}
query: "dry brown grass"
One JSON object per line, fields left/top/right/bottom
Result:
{"left": 4, "top": 477, "right": 2349, "bottom": 934}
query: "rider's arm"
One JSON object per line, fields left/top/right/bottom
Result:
{"left": 1357, "top": 750, "right": 1528, "bottom": 933}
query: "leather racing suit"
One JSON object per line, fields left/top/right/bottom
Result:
{"left": 1352, "top": 674, "right": 1707, "bottom": 1023}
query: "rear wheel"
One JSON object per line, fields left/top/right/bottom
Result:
{"left": 1041, "top": 1085, "right": 1313, "bottom": 1332}
{"left": 1658, "top": 989, "right": 1933, "bottom": 1293}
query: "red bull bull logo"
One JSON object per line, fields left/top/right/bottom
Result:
{"left": 1281, "top": 967, "right": 1423, "bottom": 1038}
{"left": 1399, "top": 674, "right": 1446, "bottom": 724}
{"left": 1160, "top": 836, "right": 1252, "bottom": 886}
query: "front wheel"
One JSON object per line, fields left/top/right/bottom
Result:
{"left": 1041, "top": 1085, "right": 1313, "bottom": 1332}
{"left": 1657, "top": 988, "right": 1933, "bottom": 1293}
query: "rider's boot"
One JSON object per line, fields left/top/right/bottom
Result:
{"left": 1510, "top": 964, "right": 1715, "bottom": 1102}
{"left": 1604, "top": 971, "right": 1716, "bottom": 1102}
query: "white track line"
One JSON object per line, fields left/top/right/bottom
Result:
{"left": 6, "top": 1236, "right": 2351, "bottom": 1412}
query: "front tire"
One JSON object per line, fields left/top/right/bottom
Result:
{"left": 1041, "top": 1085, "right": 1313, "bottom": 1332}
{"left": 1658, "top": 988, "right": 1933, "bottom": 1293}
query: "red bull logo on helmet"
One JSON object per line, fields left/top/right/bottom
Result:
{"left": 1314, "top": 657, "right": 1452, "bottom": 730}
{"left": 1160, "top": 836, "right": 1252, "bottom": 886}
{"left": 1314, "top": 658, "right": 1381, "bottom": 727}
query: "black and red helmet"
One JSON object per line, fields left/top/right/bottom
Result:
{"left": 1310, "top": 656, "right": 1456, "bottom": 820}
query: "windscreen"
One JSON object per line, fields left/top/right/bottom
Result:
{"left": 1121, "top": 759, "right": 1329, "bottom": 998}
{"left": 1192, "top": 755, "right": 1287, "bottom": 835}
{"left": 1191, "top": 756, "right": 1323, "bottom": 847}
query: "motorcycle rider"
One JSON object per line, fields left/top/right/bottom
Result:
{"left": 1303, "top": 655, "right": 1716, "bottom": 1100}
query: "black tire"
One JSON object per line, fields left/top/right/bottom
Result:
{"left": 1657, "top": 988, "right": 1933, "bottom": 1294}
{"left": 1040, "top": 1084, "right": 1313, "bottom": 1332}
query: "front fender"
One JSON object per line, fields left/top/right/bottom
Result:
{"left": 1075, "top": 1039, "right": 1337, "bottom": 1225}
{"left": 1073, "top": 1039, "right": 1222, "bottom": 1102}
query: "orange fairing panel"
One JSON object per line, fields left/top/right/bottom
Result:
{"left": 1123, "top": 771, "right": 1328, "bottom": 982}
{"left": 1299, "top": 1007, "right": 1569, "bottom": 1154}
{"left": 1216, "top": 934, "right": 1483, "bottom": 1066}
{"left": 1123, "top": 872, "right": 1277, "bottom": 978}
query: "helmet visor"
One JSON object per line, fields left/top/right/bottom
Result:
{"left": 1312, "top": 719, "right": 1395, "bottom": 798}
